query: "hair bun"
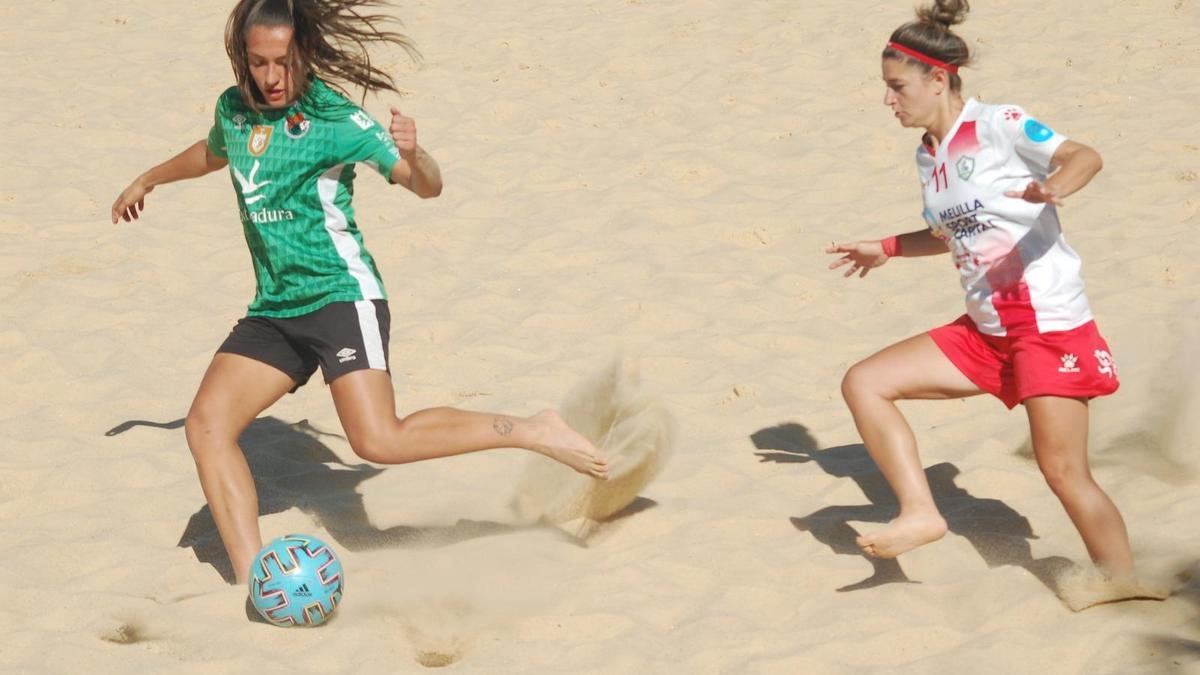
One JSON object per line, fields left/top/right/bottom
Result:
{"left": 916, "top": 0, "right": 970, "bottom": 30}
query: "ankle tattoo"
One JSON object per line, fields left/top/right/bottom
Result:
{"left": 493, "top": 417, "right": 514, "bottom": 437}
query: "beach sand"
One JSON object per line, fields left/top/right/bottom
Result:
{"left": 2, "top": 0, "right": 1199, "bottom": 672}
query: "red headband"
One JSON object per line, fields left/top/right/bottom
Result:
{"left": 886, "top": 41, "right": 959, "bottom": 74}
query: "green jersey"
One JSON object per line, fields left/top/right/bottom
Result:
{"left": 207, "top": 79, "right": 401, "bottom": 317}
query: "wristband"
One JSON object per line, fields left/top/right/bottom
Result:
{"left": 880, "top": 235, "right": 903, "bottom": 258}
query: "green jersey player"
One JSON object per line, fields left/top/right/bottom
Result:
{"left": 207, "top": 77, "right": 403, "bottom": 318}
{"left": 111, "top": 0, "right": 608, "bottom": 591}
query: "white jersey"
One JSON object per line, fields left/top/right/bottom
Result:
{"left": 917, "top": 98, "right": 1091, "bottom": 337}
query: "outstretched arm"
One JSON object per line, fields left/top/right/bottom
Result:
{"left": 111, "top": 140, "right": 228, "bottom": 223}
{"left": 826, "top": 229, "right": 947, "bottom": 278}
{"left": 387, "top": 106, "right": 443, "bottom": 199}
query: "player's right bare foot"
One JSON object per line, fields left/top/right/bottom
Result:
{"left": 527, "top": 410, "right": 609, "bottom": 479}
{"left": 856, "top": 513, "right": 947, "bottom": 558}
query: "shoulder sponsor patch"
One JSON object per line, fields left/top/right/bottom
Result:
{"left": 350, "top": 110, "right": 374, "bottom": 130}
{"left": 1023, "top": 119, "right": 1055, "bottom": 143}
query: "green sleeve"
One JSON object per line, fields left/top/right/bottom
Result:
{"left": 334, "top": 108, "right": 401, "bottom": 183}
{"left": 207, "top": 98, "right": 228, "bottom": 159}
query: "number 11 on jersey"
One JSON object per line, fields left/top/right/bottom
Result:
{"left": 931, "top": 162, "right": 949, "bottom": 192}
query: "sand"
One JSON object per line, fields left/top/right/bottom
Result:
{"left": 2, "top": 0, "right": 1199, "bottom": 673}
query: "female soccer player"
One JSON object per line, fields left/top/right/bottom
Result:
{"left": 111, "top": 0, "right": 608, "bottom": 585}
{"left": 826, "top": 0, "right": 1132, "bottom": 579}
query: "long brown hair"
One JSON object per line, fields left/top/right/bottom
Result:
{"left": 225, "top": 0, "right": 420, "bottom": 111}
{"left": 884, "top": 0, "right": 972, "bottom": 92}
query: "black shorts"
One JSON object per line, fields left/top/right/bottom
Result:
{"left": 217, "top": 300, "right": 391, "bottom": 391}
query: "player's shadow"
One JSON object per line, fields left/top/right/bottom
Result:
{"left": 108, "top": 416, "right": 568, "bottom": 584}
{"left": 752, "top": 423, "right": 1073, "bottom": 594}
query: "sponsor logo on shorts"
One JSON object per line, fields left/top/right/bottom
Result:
{"left": 337, "top": 347, "right": 357, "bottom": 363}
{"left": 1094, "top": 350, "right": 1116, "bottom": 378}
{"left": 248, "top": 125, "right": 274, "bottom": 156}
{"left": 1058, "top": 353, "right": 1080, "bottom": 374}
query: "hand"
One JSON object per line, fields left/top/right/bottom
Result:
{"left": 826, "top": 240, "right": 890, "bottom": 278}
{"left": 389, "top": 106, "right": 417, "bottom": 160}
{"left": 1005, "top": 180, "right": 1062, "bottom": 206}
{"left": 111, "top": 179, "right": 154, "bottom": 224}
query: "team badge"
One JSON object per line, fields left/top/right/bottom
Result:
{"left": 248, "top": 125, "right": 274, "bottom": 156}
{"left": 285, "top": 111, "right": 311, "bottom": 140}
{"left": 955, "top": 155, "right": 975, "bottom": 180}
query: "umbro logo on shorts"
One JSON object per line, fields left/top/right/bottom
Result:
{"left": 336, "top": 347, "right": 357, "bottom": 363}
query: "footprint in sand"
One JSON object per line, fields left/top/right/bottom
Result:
{"left": 98, "top": 619, "right": 150, "bottom": 645}
{"left": 414, "top": 649, "right": 461, "bottom": 668}
{"left": 402, "top": 598, "right": 473, "bottom": 668}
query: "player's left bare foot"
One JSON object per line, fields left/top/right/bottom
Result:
{"left": 527, "top": 410, "right": 609, "bottom": 479}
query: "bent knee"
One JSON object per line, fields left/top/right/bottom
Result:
{"left": 348, "top": 437, "right": 387, "bottom": 464}
{"left": 347, "top": 422, "right": 408, "bottom": 464}
{"left": 184, "top": 402, "right": 241, "bottom": 455}
{"left": 842, "top": 362, "right": 895, "bottom": 403}
{"left": 184, "top": 404, "right": 218, "bottom": 445}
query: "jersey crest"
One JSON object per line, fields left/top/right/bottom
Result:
{"left": 248, "top": 125, "right": 274, "bottom": 156}
{"left": 285, "top": 112, "right": 311, "bottom": 140}
{"left": 955, "top": 155, "right": 975, "bottom": 180}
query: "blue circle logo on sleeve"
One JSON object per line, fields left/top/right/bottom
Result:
{"left": 1023, "top": 119, "right": 1055, "bottom": 143}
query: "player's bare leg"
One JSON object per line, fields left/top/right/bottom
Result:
{"left": 330, "top": 370, "right": 609, "bottom": 478}
{"left": 840, "top": 333, "right": 984, "bottom": 558}
{"left": 185, "top": 353, "right": 296, "bottom": 584}
{"left": 1025, "top": 395, "right": 1134, "bottom": 580}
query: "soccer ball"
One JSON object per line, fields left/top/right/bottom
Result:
{"left": 249, "top": 534, "right": 344, "bottom": 627}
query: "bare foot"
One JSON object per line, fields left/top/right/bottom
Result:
{"left": 857, "top": 513, "right": 947, "bottom": 558}
{"left": 527, "top": 410, "right": 609, "bottom": 479}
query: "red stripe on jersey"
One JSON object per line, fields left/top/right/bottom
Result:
{"left": 986, "top": 251, "right": 1037, "bottom": 336}
{"left": 947, "top": 121, "right": 980, "bottom": 160}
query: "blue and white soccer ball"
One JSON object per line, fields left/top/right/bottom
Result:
{"left": 249, "top": 534, "right": 344, "bottom": 627}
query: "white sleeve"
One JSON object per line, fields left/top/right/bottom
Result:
{"left": 993, "top": 104, "right": 1067, "bottom": 174}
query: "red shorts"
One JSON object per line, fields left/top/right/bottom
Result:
{"left": 928, "top": 315, "right": 1120, "bottom": 409}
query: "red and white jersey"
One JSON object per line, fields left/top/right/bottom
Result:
{"left": 917, "top": 98, "right": 1091, "bottom": 336}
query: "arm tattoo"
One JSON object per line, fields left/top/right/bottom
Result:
{"left": 493, "top": 417, "right": 514, "bottom": 437}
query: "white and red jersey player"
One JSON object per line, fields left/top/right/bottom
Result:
{"left": 916, "top": 98, "right": 1089, "bottom": 337}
